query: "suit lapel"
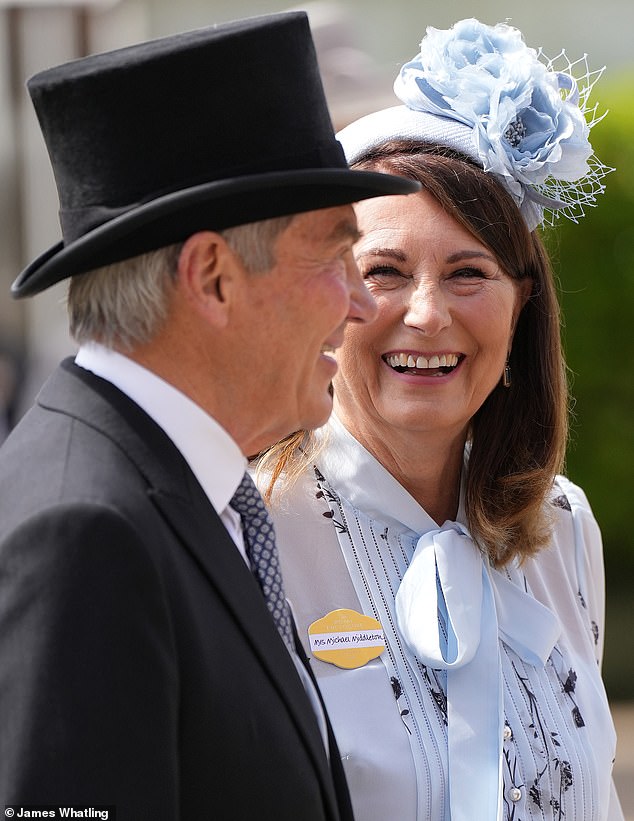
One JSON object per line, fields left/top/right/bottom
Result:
{"left": 148, "top": 486, "right": 336, "bottom": 771}
{"left": 39, "top": 361, "right": 340, "bottom": 818}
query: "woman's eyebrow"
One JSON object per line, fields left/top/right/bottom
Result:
{"left": 358, "top": 247, "right": 407, "bottom": 262}
{"left": 446, "top": 249, "right": 496, "bottom": 264}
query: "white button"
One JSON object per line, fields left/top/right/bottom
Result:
{"left": 509, "top": 787, "right": 522, "bottom": 802}
{"left": 503, "top": 724, "right": 512, "bottom": 740}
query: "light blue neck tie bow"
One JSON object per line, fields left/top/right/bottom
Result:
{"left": 395, "top": 521, "right": 561, "bottom": 821}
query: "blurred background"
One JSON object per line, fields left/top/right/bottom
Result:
{"left": 1, "top": 0, "right": 632, "bottom": 812}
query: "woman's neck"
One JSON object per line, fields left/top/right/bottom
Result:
{"left": 334, "top": 411, "right": 466, "bottom": 525}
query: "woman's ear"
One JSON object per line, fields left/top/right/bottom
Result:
{"left": 511, "top": 277, "right": 533, "bottom": 334}
{"left": 177, "top": 231, "right": 240, "bottom": 327}
{"left": 518, "top": 277, "right": 533, "bottom": 309}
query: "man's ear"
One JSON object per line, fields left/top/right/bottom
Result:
{"left": 177, "top": 231, "right": 240, "bottom": 327}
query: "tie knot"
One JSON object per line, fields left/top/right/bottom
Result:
{"left": 230, "top": 472, "right": 267, "bottom": 519}
{"left": 230, "top": 472, "right": 275, "bottom": 545}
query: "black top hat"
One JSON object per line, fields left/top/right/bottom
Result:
{"left": 11, "top": 11, "right": 418, "bottom": 298}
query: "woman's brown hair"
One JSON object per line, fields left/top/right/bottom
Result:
{"left": 257, "top": 139, "right": 568, "bottom": 566}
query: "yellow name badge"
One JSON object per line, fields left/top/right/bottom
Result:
{"left": 308, "top": 608, "right": 386, "bottom": 669}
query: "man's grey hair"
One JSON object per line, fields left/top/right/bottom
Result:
{"left": 67, "top": 215, "right": 294, "bottom": 351}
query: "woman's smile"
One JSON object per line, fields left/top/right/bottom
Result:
{"left": 382, "top": 351, "right": 463, "bottom": 378}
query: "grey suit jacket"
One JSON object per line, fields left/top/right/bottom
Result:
{"left": 0, "top": 359, "right": 353, "bottom": 821}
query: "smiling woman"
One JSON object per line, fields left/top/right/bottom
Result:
{"left": 336, "top": 185, "right": 530, "bottom": 516}
{"left": 340, "top": 146, "right": 546, "bottom": 546}
{"left": 254, "top": 17, "right": 623, "bottom": 821}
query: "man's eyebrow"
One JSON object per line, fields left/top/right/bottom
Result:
{"left": 328, "top": 220, "right": 362, "bottom": 244}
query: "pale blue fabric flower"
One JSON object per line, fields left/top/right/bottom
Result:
{"left": 338, "top": 18, "right": 611, "bottom": 229}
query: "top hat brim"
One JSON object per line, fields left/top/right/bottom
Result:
{"left": 12, "top": 167, "right": 419, "bottom": 298}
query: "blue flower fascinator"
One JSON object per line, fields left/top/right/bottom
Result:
{"left": 337, "top": 18, "right": 612, "bottom": 230}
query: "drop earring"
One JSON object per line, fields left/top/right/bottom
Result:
{"left": 503, "top": 359, "right": 512, "bottom": 388}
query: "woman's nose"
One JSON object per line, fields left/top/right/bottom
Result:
{"left": 403, "top": 282, "right": 452, "bottom": 335}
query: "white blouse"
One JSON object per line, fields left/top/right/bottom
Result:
{"left": 267, "top": 414, "right": 623, "bottom": 821}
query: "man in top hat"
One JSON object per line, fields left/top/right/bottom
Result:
{"left": 0, "top": 11, "right": 418, "bottom": 819}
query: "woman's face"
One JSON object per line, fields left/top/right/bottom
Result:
{"left": 332, "top": 189, "right": 528, "bottom": 445}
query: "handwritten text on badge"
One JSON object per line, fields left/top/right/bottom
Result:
{"left": 308, "top": 608, "right": 385, "bottom": 669}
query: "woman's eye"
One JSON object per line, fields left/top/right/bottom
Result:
{"left": 453, "top": 266, "right": 488, "bottom": 280}
{"left": 363, "top": 265, "right": 404, "bottom": 280}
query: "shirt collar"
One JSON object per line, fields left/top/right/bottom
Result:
{"left": 318, "top": 413, "right": 467, "bottom": 536}
{"left": 75, "top": 342, "right": 246, "bottom": 513}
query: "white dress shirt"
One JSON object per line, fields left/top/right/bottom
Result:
{"left": 76, "top": 342, "right": 248, "bottom": 556}
{"left": 269, "top": 413, "right": 623, "bottom": 821}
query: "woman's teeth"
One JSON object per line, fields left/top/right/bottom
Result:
{"left": 385, "top": 352, "right": 459, "bottom": 370}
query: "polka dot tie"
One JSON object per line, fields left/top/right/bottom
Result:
{"left": 230, "top": 472, "right": 294, "bottom": 653}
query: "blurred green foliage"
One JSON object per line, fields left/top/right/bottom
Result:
{"left": 542, "top": 72, "right": 634, "bottom": 698}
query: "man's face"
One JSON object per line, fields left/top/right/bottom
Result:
{"left": 235, "top": 204, "right": 377, "bottom": 454}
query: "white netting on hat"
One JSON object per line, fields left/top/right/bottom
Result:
{"left": 529, "top": 50, "right": 613, "bottom": 226}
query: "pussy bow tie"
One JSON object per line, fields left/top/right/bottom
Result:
{"left": 395, "top": 522, "right": 561, "bottom": 821}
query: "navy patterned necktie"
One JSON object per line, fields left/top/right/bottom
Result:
{"left": 230, "top": 472, "right": 295, "bottom": 653}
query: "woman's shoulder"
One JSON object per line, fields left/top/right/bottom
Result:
{"left": 255, "top": 461, "right": 323, "bottom": 522}
{"left": 526, "top": 474, "right": 605, "bottom": 663}
{"left": 549, "top": 474, "right": 603, "bottom": 562}
{"left": 551, "top": 474, "right": 594, "bottom": 516}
